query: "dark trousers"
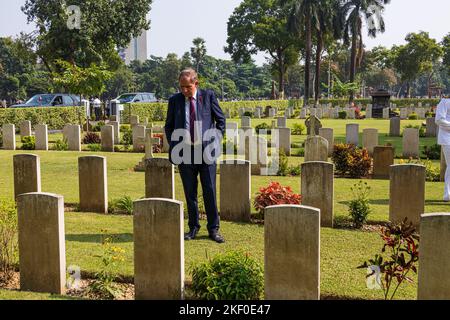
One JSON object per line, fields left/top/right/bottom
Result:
{"left": 94, "top": 107, "right": 101, "bottom": 121}
{"left": 178, "top": 163, "right": 220, "bottom": 234}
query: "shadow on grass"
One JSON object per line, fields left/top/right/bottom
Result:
{"left": 425, "top": 200, "right": 450, "bottom": 206}
{"left": 66, "top": 233, "right": 133, "bottom": 243}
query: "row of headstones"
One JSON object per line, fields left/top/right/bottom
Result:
{"left": 1, "top": 121, "right": 169, "bottom": 155}
{"left": 15, "top": 175, "right": 449, "bottom": 299}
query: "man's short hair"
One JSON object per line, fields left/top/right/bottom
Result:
{"left": 179, "top": 68, "right": 198, "bottom": 83}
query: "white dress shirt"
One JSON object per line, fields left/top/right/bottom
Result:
{"left": 436, "top": 99, "right": 450, "bottom": 146}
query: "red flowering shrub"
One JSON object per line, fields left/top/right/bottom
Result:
{"left": 253, "top": 181, "right": 301, "bottom": 214}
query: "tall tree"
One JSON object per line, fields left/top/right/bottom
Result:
{"left": 282, "top": 0, "right": 320, "bottom": 106}
{"left": 226, "top": 0, "right": 299, "bottom": 99}
{"left": 392, "top": 32, "right": 443, "bottom": 97}
{"left": 442, "top": 33, "right": 450, "bottom": 77}
{"left": 22, "top": 0, "right": 152, "bottom": 73}
{"left": 190, "top": 37, "right": 207, "bottom": 73}
{"left": 341, "top": 0, "right": 390, "bottom": 102}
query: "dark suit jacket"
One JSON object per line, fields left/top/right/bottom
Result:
{"left": 164, "top": 89, "right": 226, "bottom": 164}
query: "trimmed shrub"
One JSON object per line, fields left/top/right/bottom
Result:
{"left": 408, "top": 113, "right": 418, "bottom": 120}
{"left": 255, "top": 122, "right": 271, "bottom": 134}
{"left": 121, "top": 128, "right": 133, "bottom": 146}
{"left": 292, "top": 123, "right": 306, "bottom": 135}
{"left": 82, "top": 132, "right": 101, "bottom": 144}
{"left": 190, "top": 251, "right": 264, "bottom": 300}
{"left": 0, "top": 106, "right": 86, "bottom": 130}
{"left": 338, "top": 111, "right": 347, "bottom": 119}
{"left": 21, "top": 136, "right": 35, "bottom": 150}
{"left": 423, "top": 144, "right": 441, "bottom": 160}
{"left": 332, "top": 143, "right": 371, "bottom": 178}
{"left": 243, "top": 111, "right": 253, "bottom": 117}
{"left": 254, "top": 181, "right": 302, "bottom": 214}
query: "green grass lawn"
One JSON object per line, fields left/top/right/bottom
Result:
{"left": 0, "top": 118, "right": 445, "bottom": 300}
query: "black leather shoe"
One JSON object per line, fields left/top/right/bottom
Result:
{"left": 184, "top": 228, "right": 199, "bottom": 240}
{"left": 209, "top": 233, "right": 225, "bottom": 244}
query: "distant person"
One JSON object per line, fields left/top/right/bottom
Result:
{"left": 435, "top": 96, "right": 450, "bottom": 201}
{"left": 1, "top": 100, "right": 6, "bottom": 108}
{"left": 93, "top": 97, "right": 102, "bottom": 121}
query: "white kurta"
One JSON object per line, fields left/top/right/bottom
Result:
{"left": 435, "top": 99, "right": 450, "bottom": 201}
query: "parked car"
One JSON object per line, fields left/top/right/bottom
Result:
{"left": 115, "top": 92, "right": 157, "bottom": 104}
{"left": 10, "top": 94, "right": 81, "bottom": 108}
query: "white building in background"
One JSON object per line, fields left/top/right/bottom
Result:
{"left": 119, "top": 30, "right": 148, "bottom": 65}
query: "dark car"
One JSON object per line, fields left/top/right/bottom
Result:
{"left": 10, "top": 94, "right": 81, "bottom": 108}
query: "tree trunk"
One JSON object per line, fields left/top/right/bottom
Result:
{"left": 278, "top": 50, "right": 285, "bottom": 100}
{"left": 304, "top": 14, "right": 312, "bottom": 107}
{"left": 406, "top": 82, "right": 411, "bottom": 98}
{"left": 314, "top": 31, "right": 324, "bottom": 105}
{"left": 349, "top": 30, "right": 358, "bottom": 104}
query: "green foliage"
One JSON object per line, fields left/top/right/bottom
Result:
{"left": 243, "top": 111, "right": 253, "bottom": 117}
{"left": 277, "top": 150, "right": 289, "bottom": 176}
{"left": 109, "top": 196, "right": 133, "bottom": 215}
{"left": 402, "top": 158, "right": 440, "bottom": 182}
{"left": 0, "top": 199, "right": 18, "bottom": 284}
{"left": 86, "top": 144, "right": 101, "bottom": 152}
{"left": 53, "top": 138, "right": 68, "bottom": 151}
{"left": 21, "top": 136, "right": 35, "bottom": 150}
{"left": 120, "top": 127, "right": 133, "bottom": 146}
{"left": 291, "top": 123, "right": 306, "bottom": 135}
{"left": 358, "top": 219, "right": 419, "bottom": 300}
{"left": 332, "top": 144, "right": 371, "bottom": 178}
{"left": 323, "top": 75, "right": 360, "bottom": 98}
{"left": 82, "top": 132, "right": 101, "bottom": 144}
{"left": 338, "top": 110, "right": 348, "bottom": 119}
{"left": 190, "top": 251, "right": 264, "bottom": 300}
{"left": 422, "top": 144, "right": 441, "bottom": 160}
{"left": 348, "top": 181, "right": 372, "bottom": 228}
{"left": 408, "top": 113, "right": 418, "bottom": 120}
{"left": 87, "top": 231, "right": 125, "bottom": 300}
{"left": 255, "top": 122, "right": 271, "bottom": 134}
{"left": 0, "top": 107, "right": 85, "bottom": 130}
{"left": 0, "top": 131, "right": 3, "bottom": 148}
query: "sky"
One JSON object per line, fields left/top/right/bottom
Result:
{"left": 1, "top": 0, "right": 449, "bottom": 66}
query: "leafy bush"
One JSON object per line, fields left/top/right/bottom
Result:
{"left": 86, "top": 144, "right": 101, "bottom": 152}
{"left": 190, "top": 251, "right": 264, "bottom": 300}
{"left": 121, "top": 128, "right": 133, "bottom": 145}
{"left": 21, "top": 136, "right": 35, "bottom": 150}
{"left": 422, "top": 144, "right": 441, "bottom": 160}
{"left": 338, "top": 111, "right": 347, "bottom": 119}
{"left": 332, "top": 143, "right": 371, "bottom": 178}
{"left": 400, "top": 158, "right": 440, "bottom": 182}
{"left": 91, "top": 121, "right": 105, "bottom": 132}
{"left": 82, "top": 132, "right": 101, "bottom": 144}
{"left": 0, "top": 131, "right": 3, "bottom": 148}
{"left": 295, "top": 148, "right": 305, "bottom": 157}
{"left": 408, "top": 113, "right": 418, "bottom": 120}
{"left": 243, "top": 111, "right": 253, "bottom": 117}
{"left": 53, "top": 138, "right": 68, "bottom": 151}
{"left": 0, "top": 199, "right": 18, "bottom": 284}
{"left": 119, "top": 125, "right": 130, "bottom": 133}
{"left": 358, "top": 218, "right": 419, "bottom": 300}
{"left": 255, "top": 122, "right": 271, "bottom": 134}
{"left": 348, "top": 181, "right": 372, "bottom": 228}
{"left": 109, "top": 196, "right": 133, "bottom": 215}
{"left": 277, "top": 150, "right": 289, "bottom": 176}
{"left": 254, "top": 181, "right": 301, "bottom": 213}
{"left": 292, "top": 123, "right": 306, "bottom": 135}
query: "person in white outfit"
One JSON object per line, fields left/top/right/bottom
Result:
{"left": 435, "top": 97, "right": 450, "bottom": 201}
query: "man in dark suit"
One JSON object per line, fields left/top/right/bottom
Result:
{"left": 165, "top": 68, "right": 226, "bottom": 243}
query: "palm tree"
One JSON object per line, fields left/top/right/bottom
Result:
{"left": 312, "top": 0, "right": 343, "bottom": 105}
{"left": 190, "top": 37, "right": 207, "bottom": 73}
{"left": 282, "top": 0, "right": 320, "bottom": 107}
{"left": 341, "top": 0, "right": 390, "bottom": 103}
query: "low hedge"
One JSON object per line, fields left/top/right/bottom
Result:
{"left": 0, "top": 106, "right": 86, "bottom": 130}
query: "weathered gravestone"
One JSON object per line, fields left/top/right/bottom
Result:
{"left": 389, "top": 164, "right": 425, "bottom": 227}
{"left": 305, "top": 115, "right": 322, "bottom": 136}
{"left": 134, "top": 198, "right": 184, "bottom": 300}
{"left": 17, "top": 192, "right": 66, "bottom": 294}
{"left": 35, "top": 124, "right": 48, "bottom": 151}
{"left": 78, "top": 156, "right": 108, "bottom": 213}
{"left": 145, "top": 158, "right": 175, "bottom": 199}
{"left": 13, "top": 154, "right": 41, "bottom": 199}
{"left": 372, "top": 146, "right": 394, "bottom": 179}
{"left": 220, "top": 160, "right": 251, "bottom": 222}
{"left": 418, "top": 213, "right": 450, "bottom": 300}
{"left": 264, "top": 205, "right": 320, "bottom": 300}
{"left": 301, "top": 161, "right": 334, "bottom": 227}
{"left": 2, "top": 124, "right": 16, "bottom": 150}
